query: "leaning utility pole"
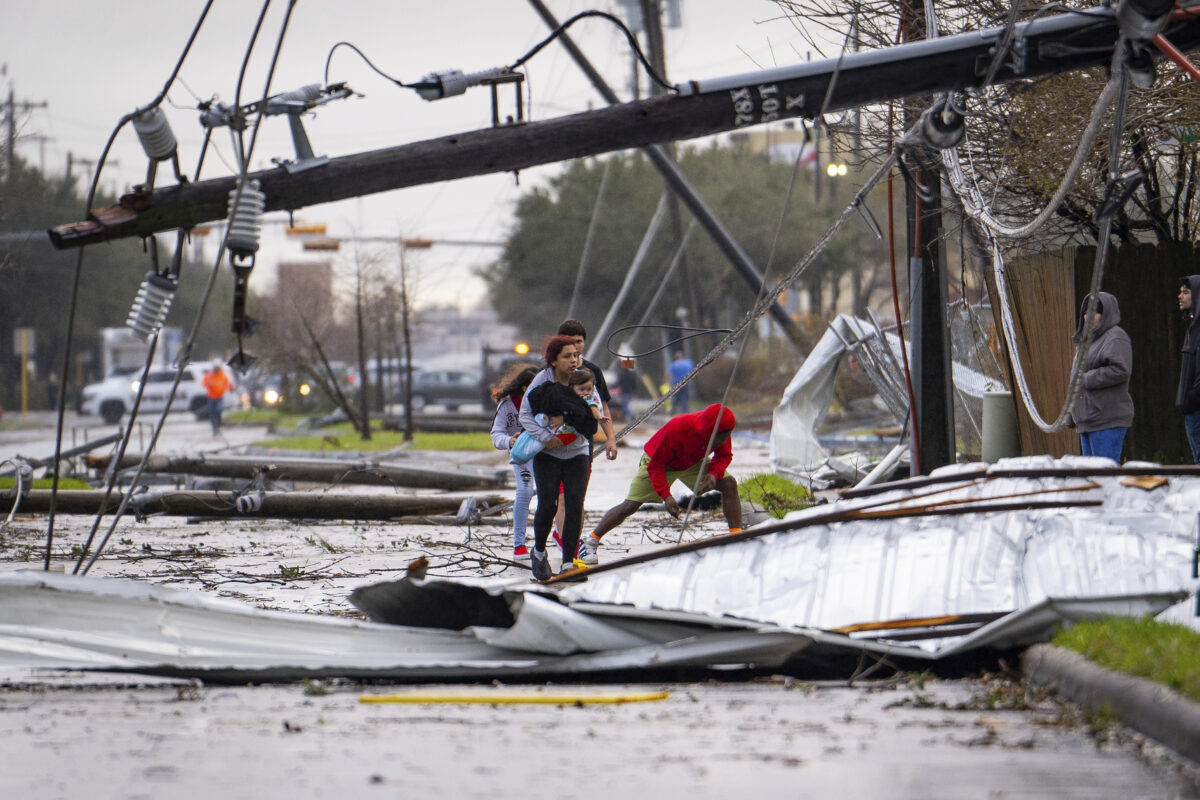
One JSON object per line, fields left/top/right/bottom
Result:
{"left": 527, "top": 0, "right": 798, "bottom": 339}
{"left": 51, "top": 6, "right": 1198, "bottom": 254}
{"left": 637, "top": 0, "right": 706, "bottom": 354}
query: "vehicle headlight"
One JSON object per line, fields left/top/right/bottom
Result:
{"left": 263, "top": 389, "right": 281, "bottom": 405}
{"left": 298, "top": 383, "right": 311, "bottom": 396}
{"left": 130, "top": 380, "right": 141, "bottom": 391}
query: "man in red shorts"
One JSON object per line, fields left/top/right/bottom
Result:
{"left": 576, "top": 403, "right": 742, "bottom": 566}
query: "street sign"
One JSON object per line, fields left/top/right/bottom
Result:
{"left": 12, "top": 327, "right": 34, "bottom": 356}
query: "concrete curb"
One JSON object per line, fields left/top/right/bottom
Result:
{"left": 1022, "top": 643, "right": 1200, "bottom": 765}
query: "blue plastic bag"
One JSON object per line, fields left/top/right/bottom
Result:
{"left": 510, "top": 430, "right": 545, "bottom": 465}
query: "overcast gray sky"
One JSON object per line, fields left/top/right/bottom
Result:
{"left": 0, "top": 0, "right": 820, "bottom": 309}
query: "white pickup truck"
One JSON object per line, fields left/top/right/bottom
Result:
{"left": 80, "top": 366, "right": 215, "bottom": 425}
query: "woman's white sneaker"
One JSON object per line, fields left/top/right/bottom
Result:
{"left": 576, "top": 535, "right": 600, "bottom": 565}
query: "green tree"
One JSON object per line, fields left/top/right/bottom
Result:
{"left": 483, "top": 145, "right": 893, "bottom": 344}
{"left": 0, "top": 155, "right": 234, "bottom": 409}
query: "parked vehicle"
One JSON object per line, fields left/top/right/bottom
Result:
{"left": 344, "top": 358, "right": 419, "bottom": 409}
{"left": 239, "top": 367, "right": 326, "bottom": 412}
{"left": 408, "top": 369, "right": 482, "bottom": 411}
{"left": 80, "top": 365, "right": 218, "bottom": 424}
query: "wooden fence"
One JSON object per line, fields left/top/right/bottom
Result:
{"left": 988, "top": 243, "right": 1199, "bottom": 464}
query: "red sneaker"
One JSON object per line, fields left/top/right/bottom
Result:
{"left": 512, "top": 545, "right": 531, "bottom": 562}
{"left": 551, "top": 530, "right": 563, "bottom": 550}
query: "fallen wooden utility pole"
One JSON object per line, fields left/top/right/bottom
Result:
{"left": 0, "top": 431, "right": 123, "bottom": 476}
{"left": 12, "top": 489, "right": 507, "bottom": 521}
{"left": 48, "top": 6, "right": 1200, "bottom": 249}
{"left": 85, "top": 453, "right": 509, "bottom": 491}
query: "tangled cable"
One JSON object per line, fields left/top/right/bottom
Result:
{"left": 945, "top": 40, "right": 1133, "bottom": 433}
{"left": 509, "top": 10, "right": 673, "bottom": 91}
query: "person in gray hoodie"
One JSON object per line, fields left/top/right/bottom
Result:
{"left": 1068, "top": 291, "right": 1133, "bottom": 463}
{"left": 1176, "top": 276, "right": 1200, "bottom": 462}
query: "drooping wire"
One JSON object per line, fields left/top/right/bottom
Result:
{"left": 886, "top": 97, "right": 920, "bottom": 475}
{"left": 980, "top": 0, "right": 1027, "bottom": 89}
{"left": 323, "top": 41, "right": 417, "bottom": 89}
{"left": 71, "top": 327, "right": 166, "bottom": 573}
{"left": 988, "top": 48, "right": 1132, "bottom": 434}
{"left": 232, "top": 0, "right": 275, "bottom": 156}
{"left": 614, "top": 0, "right": 864, "bottom": 454}
{"left": 81, "top": 2, "right": 300, "bottom": 575}
{"left": 943, "top": 76, "right": 1121, "bottom": 240}
{"left": 508, "top": 10, "right": 674, "bottom": 92}
{"left": 74, "top": 3, "right": 276, "bottom": 573}
{"left": 603, "top": 147, "right": 900, "bottom": 460}
{"left": 604, "top": 222, "right": 697, "bottom": 363}
{"left": 320, "top": 10, "right": 675, "bottom": 99}
{"left": 674, "top": 132, "right": 819, "bottom": 539}
{"left": 604, "top": 324, "right": 733, "bottom": 361}
{"left": 42, "top": 0, "right": 216, "bottom": 571}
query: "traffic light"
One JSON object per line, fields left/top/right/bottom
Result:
{"left": 403, "top": 237, "right": 435, "bottom": 249}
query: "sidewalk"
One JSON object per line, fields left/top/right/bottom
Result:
{"left": 1023, "top": 643, "right": 1200, "bottom": 766}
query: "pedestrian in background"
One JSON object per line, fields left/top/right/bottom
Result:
{"left": 1177, "top": 276, "right": 1200, "bottom": 462}
{"left": 490, "top": 364, "right": 540, "bottom": 562}
{"left": 666, "top": 350, "right": 694, "bottom": 414}
{"left": 614, "top": 365, "right": 637, "bottom": 422}
{"left": 1067, "top": 291, "right": 1133, "bottom": 463}
{"left": 202, "top": 362, "right": 233, "bottom": 436}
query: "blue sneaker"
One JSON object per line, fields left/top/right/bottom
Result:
{"left": 530, "top": 547, "right": 551, "bottom": 582}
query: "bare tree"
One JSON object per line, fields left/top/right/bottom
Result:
{"left": 775, "top": 0, "right": 1200, "bottom": 248}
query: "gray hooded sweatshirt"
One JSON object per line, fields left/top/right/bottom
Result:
{"left": 1070, "top": 291, "right": 1133, "bottom": 433}
{"left": 1176, "top": 275, "right": 1200, "bottom": 415}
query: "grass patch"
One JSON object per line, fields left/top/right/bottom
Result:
{"left": 255, "top": 423, "right": 491, "bottom": 452}
{"left": 0, "top": 476, "right": 92, "bottom": 490}
{"left": 1053, "top": 616, "right": 1200, "bottom": 703}
{"left": 225, "top": 409, "right": 310, "bottom": 427}
{"left": 737, "top": 473, "right": 813, "bottom": 518}
{"left": 0, "top": 418, "right": 50, "bottom": 431}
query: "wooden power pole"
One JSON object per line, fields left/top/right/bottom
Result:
{"left": 50, "top": 7, "right": 1197, "bottom": 255}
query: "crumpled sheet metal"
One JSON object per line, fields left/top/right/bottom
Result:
{"left": 0, "top": 571, "right": 811, "bottom": 681}
{"left": 561, "top": 456, "right": 1200, "bottom": 651}
{"left": 1, "top": 457, "right": 1194, "bottom": 680}
{"left": 770, "top": 314, "right": 993, "bottom": 480}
